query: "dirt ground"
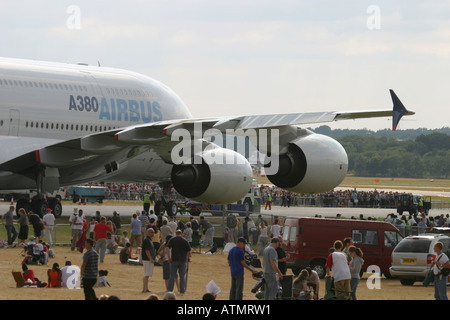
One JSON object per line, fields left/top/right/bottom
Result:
{"left": 0, "top": 245, "right": 440, "bottom": 301}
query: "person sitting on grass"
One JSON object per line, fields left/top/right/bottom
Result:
{"left": 47, "top": 262, "right": 62, "bottom": 288}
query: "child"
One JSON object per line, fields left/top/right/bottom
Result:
{"left": 122, "top": 231, "right": 130, "bottom": 247}
{"left": 98, "top": 270, "right": 111, "bottom": 287}
{"left": 89, "top": 218, "right": 96, "bottom": 239}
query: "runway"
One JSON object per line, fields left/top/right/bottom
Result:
{"left": 0, "top": 201, "right": 419, "bottom": 220}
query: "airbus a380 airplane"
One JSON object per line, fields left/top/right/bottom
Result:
{"left": 0, "top": 57, "right": 414, "bottom": 217}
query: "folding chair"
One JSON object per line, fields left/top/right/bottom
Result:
{"left": 12, "top": 271, "right": 25, "bottom": 288}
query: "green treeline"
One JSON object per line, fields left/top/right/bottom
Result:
{"left": 335, "top": 132, "right": 450, "bottom": 178}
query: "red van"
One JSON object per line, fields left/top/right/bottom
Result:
{"left": 282, "top": 217, "right": 404, "bottom": 278}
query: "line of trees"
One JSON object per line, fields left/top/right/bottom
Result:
{"left": 313, "top": 127, "right": 450, "bottom": 179}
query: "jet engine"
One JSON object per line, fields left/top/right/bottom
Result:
{"left": 267, "top": 133, "right": 348, "bottom": 194}
{"left": 171, "top": 145, "right": 253, "bottom": 204}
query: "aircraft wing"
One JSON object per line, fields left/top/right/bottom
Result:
{"left": 114, "top": 89, "right": 414, "bottom": 145}
{"left": 0, "top": 89, "right": 413, "bottom": 180}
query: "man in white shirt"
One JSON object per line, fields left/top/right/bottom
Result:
{"left": 168, "top": 217, "right": 178, "bottom": 235}
{"left": 270, "top": 218, "right": 281, "bottom": 238}
{"left": 433, "top": 242, "right": 449, "bottom": 300}
{"left": 69, "top": 209, "right": 84, "bottom": 251}
{"left": 42, "top": 208, "right": 55, "bottom": 246}
{"left": 325, "top": 240, "right": 351, "bottom": 300}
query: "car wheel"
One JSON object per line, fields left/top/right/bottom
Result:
{"left": 400, "top": 279, "right": 415, "bottom": 286}
{"left": 310, "top": 260, "right": 326, "bottom": 279}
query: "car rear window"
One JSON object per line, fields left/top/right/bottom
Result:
{"left": 394, "top": 239, "right": 432, "bottom": 253}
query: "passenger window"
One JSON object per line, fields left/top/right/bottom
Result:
{"left": 282, "top": 226, "right": 289, "bottom": 242}
{"left": 289, "top": 226, "right": 297, "bottom": 242}
{"left": 384, "top": 231, "right": 403, "bottom": 248}
{"left": 352, "top": 230, "right": 378, "bottom": 245}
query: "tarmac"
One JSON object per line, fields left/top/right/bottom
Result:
{"left": 0, "top": 201, "right": 437, "bottom": 219}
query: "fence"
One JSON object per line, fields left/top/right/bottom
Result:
{"left": 3, "top": 209, "right": 448, "bottom": 248}
{"left": 2, "top": 210, "right": 278, "bottom": 248}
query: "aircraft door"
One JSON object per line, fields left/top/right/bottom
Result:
{"left": 8, "top": 109, "right": 20, "bottom": 136}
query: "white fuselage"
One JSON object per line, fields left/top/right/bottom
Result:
{"left": 0, "top": 57, "right": 192, "bottom": 190}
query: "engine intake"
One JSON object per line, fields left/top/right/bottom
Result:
{"left": 171, "top": 146, "right": 253, "bottom": 204}
{"left": 267, "top": 133, "right": 348, "bottom": 194}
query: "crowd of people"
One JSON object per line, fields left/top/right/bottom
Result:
{"left": 3, "top": 198, "right": 450, "bottom": 301}
{"left": 380, "top": 212, "right": 449, "bottom": 236}
{"left": 227, "top": 231, "right": 365, "bottom": 300}
{"left": 66, "top": 182, "right": 414, "bottom": 211}
{"left": 260, "top": 185, "right": 403, "bottom": 209}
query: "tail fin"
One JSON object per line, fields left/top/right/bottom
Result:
{"left": 390, "top": 89, "right": 409, "bottom": 131}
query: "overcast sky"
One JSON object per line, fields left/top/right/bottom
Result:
{"left": 1, "top": 0, "right": 449, "bottom": 130}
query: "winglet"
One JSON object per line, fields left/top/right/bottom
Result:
{"left": 390, "top": 89, "right": 409, "bottom": 131}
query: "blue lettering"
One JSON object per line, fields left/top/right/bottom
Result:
{"left": 99, "top": 97, "right": 111, "bottom": 120}
{"left": 152, "top": 101, "right": 162, "bottom": 122}
{"left": 69, "top": 95, "right": 77, "bottom": 111}
{"left": 128, "top": 100, "right": 140, "bottom": 122}
{"left": 70, "top": 95, "right": 164, "bottom": 123}
{"left": 116, "top": 99, "right": 128, "bottom": 121}
{"left": 77, "top": 95, "right": 84, "bottom": 111}
{"left": 110, "top": 98, "right": 116, "bottom": 121}
{"left": 140, "top": 101, "right": 152, "bottom": 122}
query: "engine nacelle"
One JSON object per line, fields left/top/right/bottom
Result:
{"left": 267, "top": 133, "right": 348, "bottom": 194}
{"left": 171, "top": 146, "right": 253, "bottom": 204}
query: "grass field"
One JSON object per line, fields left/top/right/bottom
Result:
{"left": 257, "top": 175, "right": 450, "bottom": 190}
{"left": 0, "top": 246, "right": 439, "bottom": 301}
{"left": 256, "top": 175, "right": 450, "bottom": 203}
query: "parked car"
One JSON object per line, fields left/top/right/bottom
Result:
{"left": 282, "top": 217, "right": 404, "bottom": 278}
{"left": 389, "top": 234, "right": 450, "bottom": 285}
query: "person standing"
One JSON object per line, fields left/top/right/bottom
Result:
{"left": 263, "top": 237, "right": 284, "bottom": 300}
{"left": 130, "top": 213, "right": 142, "bottom": 249}
{"left": 80, "top": 238, "right": 99, "bottom": 300}
{"left": 160, "top": 219, "right": 173, "bottom": 241}
{"left": 276, "top": 237, "right": 288, "bottom": 276}
{"left": 42, "top": 208, "right": 55, "bottom": 246}
{"left": 111, "top": 211, "right": 122, "bottom": 244}
{"left": 93, "top": 216, "right": 112, "bottom": 263}
{"left": 270, "top": 218, "right": 281, "bottom": 239}
{"left": 325, "top": 240, "right": 352, "bottom": 300}
{"left": 228, "top": 237, "right": 256, "bottom": 300}
{"left": 348, "top": 246, "right": 364, "bottom": 300}
{"left": 242, "top": 217, "right": 249, "bottom": 243}
{"left": 343, "top": 237, "right": 354, "bottom": 262}
{"left": 69, "top": 209, "right": 84, "bottom": 251}
{"left": 138, "top": 210, "right": 150, "bottom": 240}
{"left": 142, "top": 228, "right": 156, "bottom": 293}
{"left": 28, "top": 211, "right": 44, "bottom": 240}
{"left": 183, "top": 222, "right": 193, "bottom": 247}
{"left": 2, "top": 206, "right": 17, "bottom": 246}
{"left": 258, "top": 221, "right": 269, "bottom": 257}
{"left": 143, "top": 192, "right": 151, "bottom": 214}
{"left": 199, "top": 215, "right": 214, "bottom": 248}
{"left": 168, "top": 217, "right": 178, "bottom": 235}
{"left": 17, "top": 208, "right": 29, "bottom": 246}
{"left": 166, "top": 229, "right": 191, "bottom": 295}
{"left": 433, "top": 241, "right": 449, "bottom": 300}
{"left": 265, "top": 192, "right": 272, "bottom": 210}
